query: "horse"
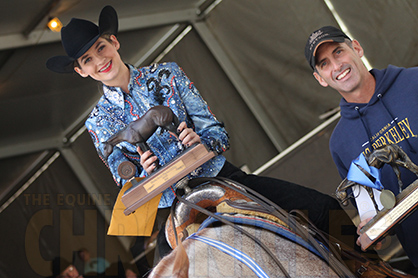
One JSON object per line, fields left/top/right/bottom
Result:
{"left": 102, "top": 105, "right": 180, "bottom": 159}
{"left": 148, "top": 177, "right": 354, "bottom": 278}
{"left": 335, "top": 144, "right": 418, "bottom": 207}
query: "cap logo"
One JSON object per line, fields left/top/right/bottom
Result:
{"left": 308, "top": 30, "right": 329, "bottom": 51}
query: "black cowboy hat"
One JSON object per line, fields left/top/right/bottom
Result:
{"left": 46, "top": 5, "right": 118, "bottom": 73}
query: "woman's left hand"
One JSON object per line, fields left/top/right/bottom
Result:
{"left": 176, "top": 121, "right": 201, "bottom": 147}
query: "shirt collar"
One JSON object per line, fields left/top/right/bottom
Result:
{"left": 102, "top": 64, "right": 139, "bottom": 109}
{"left": 129, "top": 64, "right": 149, "bottom": 97}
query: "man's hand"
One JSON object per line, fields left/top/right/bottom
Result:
{"left": 356, "top": 216, "right": 383, "bottom": 251}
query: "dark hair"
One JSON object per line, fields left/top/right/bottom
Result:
{"left": 344, "top": 38, "right": 353, "bottom": 49}
{"left": 73, "top": 34, "right": 114, "bottom": 70}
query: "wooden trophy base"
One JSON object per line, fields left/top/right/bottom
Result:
{"left": 360, "top": 179, "right": 418, "bottom": 249}
{"left": 122, "top": 143, "right": 216, "bottom": 215}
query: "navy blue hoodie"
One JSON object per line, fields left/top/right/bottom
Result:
{"left": 330, "top": 65, "right": 418, "bottom": 265}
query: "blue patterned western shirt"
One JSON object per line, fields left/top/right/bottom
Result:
{"left": 85, "top": 62, "right": 229, "bottom": 207}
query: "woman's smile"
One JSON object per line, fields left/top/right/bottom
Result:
{"left": 99, "top": 61, "right": 112, "bottom": 73}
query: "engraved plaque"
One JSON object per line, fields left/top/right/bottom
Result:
{"left": 360, "top": 179, "right": 418, "bottom": 249}
{"left": 121, "top": 143, "right": 216, "bottom": 215}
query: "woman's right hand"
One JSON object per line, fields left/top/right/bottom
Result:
{"left": 137, "top": 147, "right": 158, "bottom": 175}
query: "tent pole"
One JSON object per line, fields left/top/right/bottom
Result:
{"left": 253, "top": 112, "right": 340, "bottom": 175}
{"left": 193, "top": 21, "right": 287, "bottom": 152}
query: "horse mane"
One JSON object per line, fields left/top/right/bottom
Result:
{"left": 172, "top": 238, "right": 189, "bottom": 278}
{"left": 149, "top": 236, "right": 189, "bottom": 278}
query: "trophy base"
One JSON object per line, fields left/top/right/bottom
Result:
{"left": 122, "top": 143, "right": 216, "bottom": 215}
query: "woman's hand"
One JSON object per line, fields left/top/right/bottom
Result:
{"left": 137, "top": 147, "right": 158, "bottom": 175}
{"left": 177, "top": 121, "right": 201, "bottom": 147}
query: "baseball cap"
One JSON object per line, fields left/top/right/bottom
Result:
{"left": 304, "top": 26, "right": 351, "bottom": 70}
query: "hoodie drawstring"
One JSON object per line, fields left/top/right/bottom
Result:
{"left": 355, "top": 106, "right": 374, "bottom": 149}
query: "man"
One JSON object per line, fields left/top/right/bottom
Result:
{"left": 305, "top": 25, "right": 418, "bottom": 266}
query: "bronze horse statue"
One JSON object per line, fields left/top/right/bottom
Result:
{"left": 335, "top": 144, "right": 418, "bottom": 207}
{"left": 102, "top": 105, "right": 180, "bottom": 159}
{"left": 148, "top": 177, "right": 354, "bottom": 277}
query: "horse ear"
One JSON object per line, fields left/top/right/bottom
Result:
{"left": 172, "top": 236, "right": 189, "bottom": 278}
